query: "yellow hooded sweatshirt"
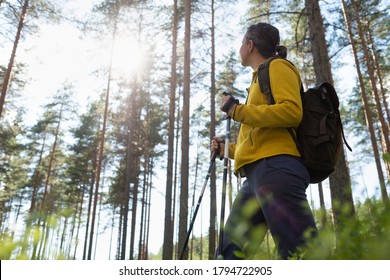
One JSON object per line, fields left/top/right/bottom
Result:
{"left": 228, "top": 58, "right": 302, "bottom": 174}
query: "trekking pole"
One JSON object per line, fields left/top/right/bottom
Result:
{"left": 179, "top": 146, "right": 220, "bottom": 260}
{"left": 216, "top": 113, "right": 231, "bottom": 258}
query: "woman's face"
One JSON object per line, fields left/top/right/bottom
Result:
{"left": 239, "top": 36, "right": 251, "bottom": 67}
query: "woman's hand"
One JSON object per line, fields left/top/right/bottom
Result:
{"left": 221, "top": 94, "right": 238, "bottom": 116}
{"left": 211, "top": 136, "right": 224, "bottom": 159}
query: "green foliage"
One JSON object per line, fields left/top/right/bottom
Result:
{"left": 0, "top": 209, "right": 77, "bottom": 260}
{"left": 300, "top": 199, "right": 390, "bottom": 260}
{"left": 202, "top": 198, "right": 390, "bottom": 260}
{"left": 383, "top": 153, "right": 390, "bottom": 164}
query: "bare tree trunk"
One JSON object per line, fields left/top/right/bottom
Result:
{"left": 82, "top": 167, "right": 95, "bottom": 259}
{"left": 93, "top": 175, "right": 105, "bottom": 259}
{"left": 318, "top": 182, "right": 327, "bottom": 227}
{"left": 341, "top": 0, "right": 389, "bottom": 208}
{"left": 108, "top": 208, "right": 116, "bottom": 260}
{"left": 163, "top": 0, "right": 178, "bottom": 260}
{"left": 366, "top": 25, "right": 390, "bottom": 124}
{"left": 142, "top": 157, "right": 153, "bottom": 259}
{"left": 87, "top": 71, "right": 110, "bottom": 260}
{"left": 39, "top": 105, "right": 63, "bottom": 216}
{"left": 178, "top": 0, "right": 191, "bottom": 260}
{"left": 366, "top": 18, "right": 390, "bottom": 183}
{"left": 116, "top": 206, "right": 123, "bottom": 259}
{"left": 351, "top": 0, "right": 390, "bottom": 199}
{"left": 60, "top": 216, "right": 68, "bottom": 253}
{"left": 304, "top": 0, "right": 355, "bottom": 234}
{"left": 189, "top": 148, "right": 200, "bottom": 260}
{"left": 29, "top": 134, "right": 47, "bottom": 214}
{"left": 172, "top": 92, "right": 181, "bottom": 259}
{"left": 32, "top": 104, "right": 63, "bottom": 259}
{"left": 145, "top": 161, "right": 153, "bottom": 259}
{"left": 87, "top": 9, "right": 120, "bottom": 258}
{"left": 0, "top": 0, "right": 29, "bottom": 117}
{"left": 138, "top": 154, "right": 148, "bottom": 260}
{"left": 209, "top": 0, "right": 217, "bottom": 260}
{"left": 37, "top": 219, "right": 48, "bottom": 259}
{"left": 350, "top": 0, "right": 390, "bottom": 178}
{"left": 73, "top": 185, "right": 85, "bottom": 259}
{"left": 121, "top": 91, "right": 135, "bottom": 260}
{"left": 129, "top": 87, "right": 142, "bottom": 260}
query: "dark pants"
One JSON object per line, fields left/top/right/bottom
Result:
{"left": 217, "top": 155, "right": 317, "bottom": 259}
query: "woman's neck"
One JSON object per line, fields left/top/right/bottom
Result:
{"left": 250, "top": 54, "right": 267, "bottom": 70}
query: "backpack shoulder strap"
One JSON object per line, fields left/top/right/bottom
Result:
{"left": 257, "top": 57, "right": 301, "bottom": 103}
{"left": 257, "top": 57, "right": 277, "bottom": 105}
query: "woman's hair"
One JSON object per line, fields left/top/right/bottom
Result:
{"left": 245, "top": 23, "right": 287, "bottom": 59}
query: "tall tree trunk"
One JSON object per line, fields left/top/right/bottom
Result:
{"left": 116, "top": 205, "right": 123, "bottom": 259}
{"left": 122, "top": 90, "right": 136, "bottom": 260}
{"left": 129, "top": 84, "right": 143, "bottom": 260}
{"left": 82, "top": 163, "right": 96, "bottom": 259}
{"left": 366, "top": 24, "right": 390, "bottom": 125}
{"left": 163, "top": 0, "right": 178, "bottom": 260}
{"left": 138, "top": 157, "right": 147, "bottom": 260}
{"left": 73, "top": 185, "right": 85, "bottom": 259}
{"left": 367, "top": 24, "right": 390, "bottom": 183}
{"left": 350, "top": 0, "right": 390, "bottom": 169}
{"left": 29, "top": 134, "right": 47, "bottom": 214}
{"left": 39, "top": 105, "right": 63, "bottom": 215}
{"left": 172, "top": 92, "right": 181, "bottom": 259}
{"left": 60, "top": 216, "right": 68, "bottom": 253}
{"left": 209, "top": 0, "right": 217, "bottom": 260}
{"left": 189, "top": 148, "right": 200, "bottom": 260}
{"left": 0, "top": 0, "right": 29, "bottom": 117}
{"left": 93, "top": 174, "right": 105, "bottom": 259}
{"left": 108, "top": 208, "right": 116, "bottom": 260}
{"left": 341, "top": 0, "right": 389, "bottom": 208}
{"left": 178, "top": 0, "right": 191, "bottom": 260}
{"left": 87, "top": 9, "right": 120, "bottom": 258}
{"left": 304, "top": 0, "right": 355, "bottom": 234}
{"left": 32, "top": 104, "right": 63, "bottom": 259}
{"left": 145, "top": 160, "right": 153, "bottom": 259}
{"left": 140, "top": 156, "right": 152, "bottom": 260}
{"left": 87, "top": 70, "right": 111, "bottom": 260}
{"left": 316, "top": 182, "right": 327, "bottom": 226}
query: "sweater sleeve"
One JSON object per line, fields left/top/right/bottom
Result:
{"left": 232, "top": 59, "right": 302, "bottom": 128}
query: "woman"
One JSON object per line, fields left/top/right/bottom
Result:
{"left": 212, "top": 22, "right": 317, "bottom": 259}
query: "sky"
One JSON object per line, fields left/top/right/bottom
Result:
{"left": 1, "top": 0, "right": 385, "bottom": 259}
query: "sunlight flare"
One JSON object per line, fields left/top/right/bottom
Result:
{"left": 112, "top": 35, "right": 145, "bottom": 78}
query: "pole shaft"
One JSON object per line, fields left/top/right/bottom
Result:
{"left": 217, "top": 117, "right": 231, "bottom": 257}
{"left": 179, "top": 151, "right": 217, "bottom": 260}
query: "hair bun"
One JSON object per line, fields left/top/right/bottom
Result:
{"left": 275, "top": 45, "right": 287, "bottom": 59}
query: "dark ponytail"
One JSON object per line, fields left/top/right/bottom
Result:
{"left": 245, "top": 23, "right": 288, "bottom": 59}
{"left": 275, "top": 45, "right": 287, "bottom": 59}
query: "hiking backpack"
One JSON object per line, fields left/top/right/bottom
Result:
{"left": 257, "top": 57, "right": 352, "bottom": 184}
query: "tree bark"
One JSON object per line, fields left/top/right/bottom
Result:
{"left": 178, "top": 0, "right": 191, "bottom": 260}
{"left": 88, "top": 65, "right": 111, "bottom": 260}
{"left": 209, "top": 0, "right": 217, "bottom": 260}
{"left": 0, "top": 0, "right": 29, "bottom": 117}
{"left": 163, "top": 0, "right": 178, "bottom": 260}
{"left": 350, "top": 0, "right": 390, "bottom": 164}
{"left": 304, "top": 0, "right": 355, "bottom": 234}
{"left": 29, "top": 134, "right": 47, "bottom": 214}
{"left": 341, "top": 0, "right": 389, "bottom": 208}
{"left": 318, "top": 182, "right": 327, "bottom": 226}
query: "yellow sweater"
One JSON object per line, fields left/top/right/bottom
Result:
{"left": 229, "top": 58, "right": 302, "bottom": 173}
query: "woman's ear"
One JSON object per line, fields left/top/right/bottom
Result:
{"left": 248, "top": 40, "right": 255, "bottom": 53}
